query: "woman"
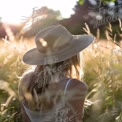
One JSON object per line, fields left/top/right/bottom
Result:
{"left": 19, "top": 25, "right": 94, "bottom": 122}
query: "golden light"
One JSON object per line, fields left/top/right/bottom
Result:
{"left": 0, "top": 0, "right": 77, "bottom": 25}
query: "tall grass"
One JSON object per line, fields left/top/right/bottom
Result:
{"left": 0, "top": 22, "right": 121, "bottom": 122}
{"left": 0, "top": 37, "right": 32, "bottom": 121}
{"left": 83, "top": 22, "right": 122, "bottom": 122}
{"left": 83, "top": 41, "right": 122, "bottom": 122}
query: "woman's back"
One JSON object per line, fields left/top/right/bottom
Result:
{"left": 19, "top": 72, "right": 87, "bottom": 122}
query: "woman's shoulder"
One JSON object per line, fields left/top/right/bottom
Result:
{"left": 20, "top": 71, "right": 35, "bottom": 87}
{"left": 69, "top": 78, "right": 88, "bottom": 91}
{"left": 63, "top": 79, "right": 88, "bottom": 103}
{"left": 65, "top": 78, "right": 88, "bottom": 97}
{"left": 21, "top": 71, "right": 34, "bottom": 80}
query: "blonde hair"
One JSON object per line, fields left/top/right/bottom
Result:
{"left": 32, "top": 53, "right": 84, "bottom": 87}
{"left": 22, "top": 53, "right": 84, "bottom": 111}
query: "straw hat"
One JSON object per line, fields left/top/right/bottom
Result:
{"left": 23, "top": 25, "right": 94, "bottom": 65}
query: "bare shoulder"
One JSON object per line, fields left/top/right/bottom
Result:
{"left": 66, "top": 78, "right": 88, "bottom": 98}
{"left": 65, "top": 79, "right": 88, "bottom": 121}
{"left": 21, "top": 71, "right": 35, "bottom": 81}
{"left": 70, "top": 79, "right": 88, "bottom": 91}
{"left": 19, "top": 71, "right": 35, "bottom": 87}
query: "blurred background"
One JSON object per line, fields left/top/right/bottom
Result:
{"left": 0, "top": 0, "right": 122, "bottom": 122}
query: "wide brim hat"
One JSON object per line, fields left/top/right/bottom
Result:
{"left": 23, "top": 25, "right": 94, "bottom": 65}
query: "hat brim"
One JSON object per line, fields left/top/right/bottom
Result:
{"left": 23, "top": 35, "right": 94, "bottom": 65}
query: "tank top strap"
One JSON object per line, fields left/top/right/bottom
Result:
{"left": 64, "top": 79, "right": 72, "bottom": 95}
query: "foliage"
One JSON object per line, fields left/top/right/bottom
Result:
{"left": 21, "top": 6, "right": 61, "bottom": 37}
{"left": 101, "top": 0, "right": 117, "bottom": 3}
{"left": 83, "top": 41, "right": 122, "bottom": 122}
{"left": 82, "top": 23, "right": 122, "bottom": 122}
{"left": 79, "top": 0, "right": 85, "bottom": 5}
{"left": 79, "top": 0, "right": 117, "bottom": 5}
{"left": 0, "top": 38, "right": 30, "bottom": 121}
{"left": 62, "top": 0, "right": 121, "bottom": 42}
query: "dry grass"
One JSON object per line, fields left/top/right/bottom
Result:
{"left": 0, "top": 21, "right": 121, "bottom": 122}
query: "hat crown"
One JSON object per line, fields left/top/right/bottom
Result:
{"left": 35, "top": 25, "right": 73, "bottom": 54}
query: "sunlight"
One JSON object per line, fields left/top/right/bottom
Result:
{"left": 0, "top": 0, "right": 78, "bottom": 25}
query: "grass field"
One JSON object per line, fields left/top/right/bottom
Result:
{"left": 0, "top": 24, "right": 122, "bottom": 122}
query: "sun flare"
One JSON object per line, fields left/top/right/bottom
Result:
{"left": 0, "top": 0, "right": 77, "bottom": 25}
